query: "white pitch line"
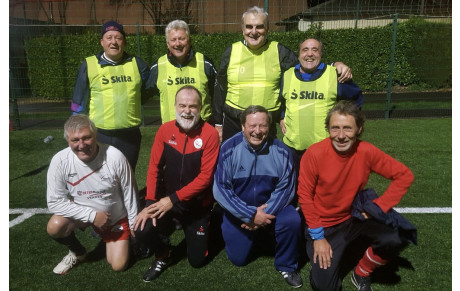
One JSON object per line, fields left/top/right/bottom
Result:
{"left": 9, "top": 208, "right": 52, "bottom": 228}
{"left": 9, "top": 213, "right": 36, "bottom": 228}
{"left": 394, "top": 207, "right": 452, "bottom": 213}
{"left": 9, "top": 207, "right": 452, "bottom": 228}
{"left": 10, "top": 208, "right": 52, "bottom": 214}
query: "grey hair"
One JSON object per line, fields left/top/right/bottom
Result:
{"left": 165, "top": 20, "right": 190, "bottom": 42}
{"left": 241, "top": 6, "right": 268, "bottom": 29}
{"left": 63, "top": 114, "right": 97, "bottom": 140}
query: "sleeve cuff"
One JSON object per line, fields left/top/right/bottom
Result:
{"left": 88, "top": 211, "right": 96, "bottom": 224}
{"left": 373, "top": 198, "right": 390, "bottom": 213}
{"left": 169, "top": 192, "right": 180, "bottom": 205}
{"left": 308, "top": 226, "right": 325, "bottom": 240}
{"left": 145, "top": 199, "right": 155, "bottom": 208}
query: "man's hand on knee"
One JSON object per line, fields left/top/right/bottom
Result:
{"left": 313, "top": 239, "right": 333, "bottom": 269}
{"left": 94, "top": 211, "right": 111, "bottom": 230}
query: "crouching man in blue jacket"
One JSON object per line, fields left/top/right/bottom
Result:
{"left": 213, "top": 105, "right": 303, "bottom": 288}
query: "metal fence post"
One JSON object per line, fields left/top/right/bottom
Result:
{"left": 354, "top": 0, "right": 360, "bottom": 29}
{"left": 136, "top": 21, "right": 145, "bottom": 127}
{"left": 136, "top": 21, "right": 141, "bottom": 58}
{"left": 385, "top": 13, "right": 398, "bottom": 119}
{"left": 9, "top": 64, "right": 21, "bottom": 130}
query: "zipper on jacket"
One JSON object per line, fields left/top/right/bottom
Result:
{"left": 179, "top": 134, "right": 188, "bottom": 188}
{"left": 252, "top": 152, "right": 258, "bottom": 206}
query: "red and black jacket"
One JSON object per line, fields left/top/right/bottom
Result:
{"left": 146, "top": 119, "right": 219, "bottom": 211}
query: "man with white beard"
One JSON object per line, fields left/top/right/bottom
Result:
{"left": 133, "top": 85, "right": 220, "bottom": 282}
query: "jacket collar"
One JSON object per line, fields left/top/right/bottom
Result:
{"left": 97, "top": 52, "right": 132, "bottom": 66}
{"left": 167, "top": 48, "right": 195, "bottom": 68}
{"left": 294, "top": 62, "right": 326, "bottom": 81}
{"left": 242, "top": 39, "right": 269, "bottom": 50}
{"left": 243, "top": 134, "right": 272, "bottom": 154}
{"left": 174, "top": 118, "right": 204, "bottom": 135}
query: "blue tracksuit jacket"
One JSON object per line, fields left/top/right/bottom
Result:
{"left": 213, "top": 132, "right": 296, "bottom": 223}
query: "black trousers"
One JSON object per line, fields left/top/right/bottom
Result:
{"left": 97, "top": 127, "right": 141, "bottom": 171}
{"left": 134, "top": 203, "right": 212, "bottom": 268}
{"left": 306, "top": 218, "right": 407, "bottom": 291}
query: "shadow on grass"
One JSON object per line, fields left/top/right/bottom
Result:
{"left": 10, "top": 164, "right": 49, "bottom": 182}
{"left": 86, "top": 239, "right": 106, "bottom": 263}
{"left": 371, "top": 256, "right": 415, "bottom": 284}
{"left": 340, "top": 238, "right": 415, "bottom": 286}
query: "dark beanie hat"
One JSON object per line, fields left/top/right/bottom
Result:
{"left": 101, "top": 21, "right": 125, "bottom": 38}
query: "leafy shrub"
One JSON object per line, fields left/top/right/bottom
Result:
{"left": 24, "top": 19, "right": 451, "bottom": 99}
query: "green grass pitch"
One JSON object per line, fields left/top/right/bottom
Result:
{"left": 9, "top": 118, "right": 452, "bottom": 290}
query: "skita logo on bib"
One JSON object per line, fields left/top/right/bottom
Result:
{"left": 102, "top": 75, "right": 133, "bottom": 85}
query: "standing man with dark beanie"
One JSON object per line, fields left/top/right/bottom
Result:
{"left": 71, "top": 20, "right": 150, "bottom": 172}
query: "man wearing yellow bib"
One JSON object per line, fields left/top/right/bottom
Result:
{"left": 279, "top": 38, "right": 363, "bottom": 173}
{"left": 213, "top": 6, "right": 353, "bottom": 143}
{"left": 71, "top": 21, "right": 150, "bottom": 172}
{"left": 146, "top": 20, "right": 217, "bottom": 125}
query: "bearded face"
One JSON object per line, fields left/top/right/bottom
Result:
{"left": 174, "top": 88, "right": 202, "bottom": 132}
{"left": 176, "top": 110, "right": 200, "bottom": 131}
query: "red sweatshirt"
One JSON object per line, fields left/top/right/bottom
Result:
{"left": 298, "top": 138, "right": 414, "bottom": 229}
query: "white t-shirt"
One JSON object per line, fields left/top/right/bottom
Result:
{"left": 47, "top": 143, "right": 138, "bottom": 229}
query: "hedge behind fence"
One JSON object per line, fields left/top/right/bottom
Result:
{"left": 24, "top": 18, "right": 451, "bottom": 100}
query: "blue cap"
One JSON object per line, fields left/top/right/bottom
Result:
{"left": 101, "top": 21, "right": 125, "bottom": 38}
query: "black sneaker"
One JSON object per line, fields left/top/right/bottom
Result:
{"left": 278, "top": 270, "right": 303, "bottom": 288}
{"left": 351, "top": 270, "right": 373, "bottom": 291}
{"left": 143, "top": 259, "right": 167, "bottom": 282}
